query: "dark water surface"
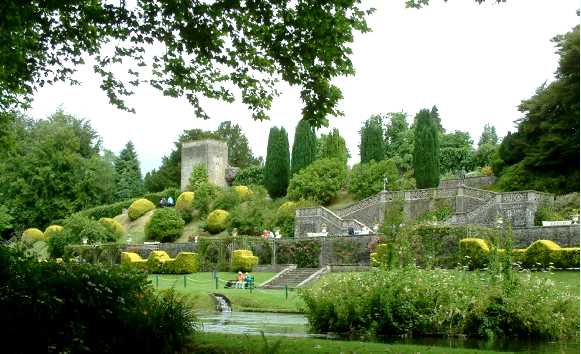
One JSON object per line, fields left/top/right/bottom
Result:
{"left": 198, "top": 312, "right": 580, "bottom": 353}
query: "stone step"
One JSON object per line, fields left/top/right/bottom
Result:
{"left": 261, "top": 267, "right": 321, "bottom": 289}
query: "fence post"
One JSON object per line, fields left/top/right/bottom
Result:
{"left": 155, "top": 275, "right": 159, "bottom": 288}
{"left": 285, "top": 284, "right": 288, "bottom": 300}
{"left": 183, "top": 275, "right": 187, "bottom": 288}
{"left": 215, "top": 276, "right": 218, "bottom": 290}
{"left": 272, "top": 239, "right": 276, "bottom": 270}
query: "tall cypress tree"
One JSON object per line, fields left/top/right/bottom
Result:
{"left": 413, "top": 109, "right": 440, "bottom": 188}
{"left": 359, "top": 115, "right": 385, "bottom": 163}
{"left": 291, "top": 119, "right": 317, "bottom": 175}
{"left": 317, "top": 128, "right": 349, "bottom": 165}
{"left": 114, "top": 141, "right": 144, "bottom": 200}
{"left": 264, "top": 127, "right": 290, "bottom": 198}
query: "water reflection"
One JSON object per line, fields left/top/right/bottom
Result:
{"left": 199, "top": 312, "right": 580, "bottom": 353}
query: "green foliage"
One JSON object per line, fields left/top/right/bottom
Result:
{"left": 0, "top": 246, "right": 196, "bottom": 353}
{"left": 233, "top": 165, "right": 264, "bottom": 186}
{"left": 188, "top": 163, "right": 208, "bottom": 192}
{"left": 76, "top": 199, "right": 134, "bottom": 220}
{"left": 98, "top": 218, "right": 125, "bottom": 238}
{"left": 231, "top": 249, "right": 259, "bottom": 272}
{"left": 142, "top": 188, "right": 180, "bottom": 207}
{"left": 381, "top": 198, "right": 406, "bottom": 241}
{"left": 21, "top": 228, "right": 46, "bottom": 245}
{"left": 276, "top": 240, "right": 321, "bottom": 268}
{"left": 0, "top": 111, "right": 115, "bottom": 229}
{"left": 176, "top": 191, "right": 195, "bottom": 222}
{"left": 370, "top": 243, "right": 393, "bottom": 268}
{"left": 316, "top": 128, "right": 349, "bottom": 165}
{"left": 359, "top": 115, "right": 385, "bottom": 163}
{"left": 128, "top": 198, "right": 155, "bottom": 221}
{"left": 145, "top": 208, "right": 185, "bottom": 242}
{"left": 439, "top": 130, "right": 475, "bottom": 174}
{"left": 384, "top": 112, "right": 409, "bottom": 161}
{"left": 193, "top": 182, "right": 221, "bottom": 217}
{"left": 65, "top": 244, "right": 123, "bottom": 265}
{"left": 301, "top": 268, "right": 579, "bottom": 339}
{"left": 207, "top": 209, "right": 230, "bottom": 234}
{"left": 228, "top": 195, "right": 276, "bottom": 236}
{"left": 416, "top": 199, "right": 453, "bottom": 223}
{"left": 264, "top": 127, "right": 290, "bottom": 198}
{"left": 212, "top": 188, "right": 242, "bottom": 211}
{"left": 287, "top": 159, "right": 347, "bottom": 205}
{"left": 494, "top": 26, "right": 579, "bottom": 194}
{"left": 274, "top": 200, "right": 316, "bottom": 237}
{"left": 413, "top": 108, "right": 440, "bottom": 188}
{"left": 47, "top": 214, "right": 118, "bottom": 258}
{"left": 216, "top": 121, "right": 260, "bottom": 168}
{"left": 114, "top": 141, "right": 144, "bottom": 200}
{"left": 459, "top": 238, "right": 491, "bottom": 270}
{"left": 478, "top": 123, "right": 499, "bottom": 147}
{"left": 473, "top": 143, "right": 497, "bottom": 168}
{"left": 348, "top": 159, "right": 404, "bottom": 200}
{"left": 291, "top": 119, "right": 318, "bottom": 176}
{"left": 0, "top": 205, "right": 13, "bottom": 234}
{"left": 534, "top": 203, "right": 565, "bottom": 226}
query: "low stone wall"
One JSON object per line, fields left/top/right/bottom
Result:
{"left": 438, "top": 176, "right": 496, "bottom": 189}
{"left": 328, "top": 265, "right": 372, "bottom": 272}
{"left": 512, "top": 225, "right": 579, "bottom": 248}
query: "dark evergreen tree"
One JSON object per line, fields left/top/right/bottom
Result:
{"left": 317, "top": 128, "right": 350, "bottom": 165}
{"left": 291, "top": 119, "right": 317, "bottom": 175}
{"left": 413, "top": 109, "right": 440, "bottom": 188}
{"left": 430, "top": 105, "right": 444, "bottom": 133}
{"left": 359, "top": 115, "right": 385, "bottom": 163}
{"left": 114, "top": 141, "right": 144, "bottom": 200}
{"left": 264, "top": 127, "right": 290, "bottom": 198}
{"left": 478, "top": 123, "right": 498, "bottom": 147}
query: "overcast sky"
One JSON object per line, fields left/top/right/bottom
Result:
{"left": 28, "top": 0, "right": 579, "bottom": 173}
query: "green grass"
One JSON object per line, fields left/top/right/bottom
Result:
{"left": 149, "top": 272, "right": 304, "bottom": 313}
{"left": 191, "top": 333, "right": 503, "bottom": 354}
{"left": 528, "top": 270, "right": 579, "bottom": 296}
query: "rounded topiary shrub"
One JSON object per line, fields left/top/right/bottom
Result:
{"left": 22, "top": 228, "right": 46, "bottom": 244}
{"left": 98, "top": 218, "right": 125, "bottom": 238}
{"left": 233, "top": 186, "right": 252, "bottom": 200}
{"left": 175, "top": 192, "right": 195, "bottom": 222}
{"left": 128, "top": 198, "right": 155, "bottom": 221}
{"left": 145, "top": 208, "right": 185, "bottom": 242}
{"left": 207, "top": 209, "right": 229, "bottom": 234}
{"left": 44, "top": 225, "right": 64, "bottom": 238}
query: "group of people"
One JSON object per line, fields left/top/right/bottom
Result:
{"left": 159, "top": 196, "right": 174, "bottom": 208}
{"left": 235, "top": 271, "right": 254, "bottom": 289}
{"left": 261, "top": 229, "right": 282, "bottom": 240}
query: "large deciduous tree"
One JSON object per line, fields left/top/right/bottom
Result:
{"left": 291, "top": 119, "right": 317, "bottom": 176}
{"left": 439, "top": 131, "right": 475, "bottom": 174}
{"left": 1, "top": 1, "right": 373, "bottom": 127}
{"left": 494, "top": 25, "right": 579, "bottom": 193}
{"left": 360, "top": 115, "right": 385, "bottom": 163}
{"left": 264, "top": 127, "right": 290, "bottom": 198}
{"left": 114, "top": 141, "right": 144, "bottom": 200}
{"left": 0, "top": 111, "right": 115, "bottom": 228}
{"left": 413, "top": 109, "right": 440, "bottom": 188}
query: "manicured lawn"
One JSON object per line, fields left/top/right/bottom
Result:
{"left": 149, "top": 272, "right": 304, "bottom": 313}
{"left": 191, "top": 333, "right": 504, "bottom": 354}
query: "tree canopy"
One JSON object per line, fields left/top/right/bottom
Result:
{"left": 114, "top": 141, "right": 144, "bottom": 200}
{"left": 1, "top": 1, "right": 373, "bottom": 127}
{"left": 359, "top": 115, "right": 385, "bottom": 163}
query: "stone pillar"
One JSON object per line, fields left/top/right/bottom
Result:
{"left": 455, "top": 186, "right": 465, "bottom": 214}
{"left": 180, "top": 140, "right": 228, "bottom": 190}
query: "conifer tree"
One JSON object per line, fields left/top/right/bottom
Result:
{"left": 264, "top": 127, "right": 290, "bottom": 198}
{"left": 114, "top": 141, "right": 144, "bottom": 200}
{"left": 291, "top": 119, "right": 317, "bottom": 175}
{"left": 317, "top": 128, "right": 350, "bottom": 165}
{"left": 413, "top": 109, "right": 440, "bottom": 188}
{"left": 359, "top": 115, "right": 385, "bottom": 163}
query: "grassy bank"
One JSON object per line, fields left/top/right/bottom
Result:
{"left": 191, "top": 333, "right": 504, "bottom": 354}
{"left": 149, "top": 272, "right": 303, "bottom": 313}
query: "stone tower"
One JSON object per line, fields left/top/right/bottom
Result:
{"left": 180, "top": 140, "right": 228, "bottom": 190}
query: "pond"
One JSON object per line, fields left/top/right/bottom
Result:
{"left": 198, "top": 312, "right": 580, "bottom": 354}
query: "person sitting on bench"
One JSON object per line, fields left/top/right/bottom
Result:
{"left": 235, "top": 271, "right": 245, "bottom": 288}
{"left": 243, "top": 272, "right": 254, "bottom": 289}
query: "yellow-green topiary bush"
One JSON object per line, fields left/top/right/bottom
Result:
{"left": 231, "top": 249, "right": 258, "bottom": 272}
{"left": 207, "top": 209, "right": 229, "bottom": 234}
{"left": 523, "top": 240, "right": 561, "bottom": 268}
{"left": 128, "top": 198, "right": 155, "bottom": 221}
{"left": 21, "top": 228, "right": 47, "bottom": 244}
{"left": 121, "top": 252, "right": 147, "bottom": 270}
{"left": 459, "top": 238, "right": 491, "bottom": 270}
{"left": 98, "top": 218, "right": 125, "bottom": 238}
{"left": 233, "top": 186, "right": 252, "bottom": 200}
{"left": 44, "top": 225, "right": 64, "bottom": 238}
{"left": 551, "top": 248, "right": 580, "bottom": 269}
{"left": 176, "top": 192, "right": 195, "bottom": 210}
{"left": 121, "top": 251, "right": 199, "bottom": 273}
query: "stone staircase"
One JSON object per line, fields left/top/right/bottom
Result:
{"left": 260, "top": 267, "right": 322, "bottom": 289}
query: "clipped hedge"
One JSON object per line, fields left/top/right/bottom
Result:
{"left": 231, "top": 249, "right": 259, "bottom": 272}
{"left": 121, "top": 251, "right": 199, "bottom": 274}
{"left": 176, "top": 192, "right": 194, "bottom": 211}
{"left": 44, "top": 225, "right": 64, "bottom": 238}
{"left": 98, "top": 218, "right": 125, "bottom": 238}
{"left": 207, "top": 209, "right": 229, "bottom": 234}
{"left": 128, "top": 198, "right": 155, "bottom": 221}
{"left": 459, "top": 238, "right": 491, "bottom": 270}
{"left": 76, "top": 199, "right": 134, "bottom": 220}
{"left": 145, "top": 208, "right": 185, "bottom": 242}
{"left": 21, "top": 228, "right": 46, "bottom": 244}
